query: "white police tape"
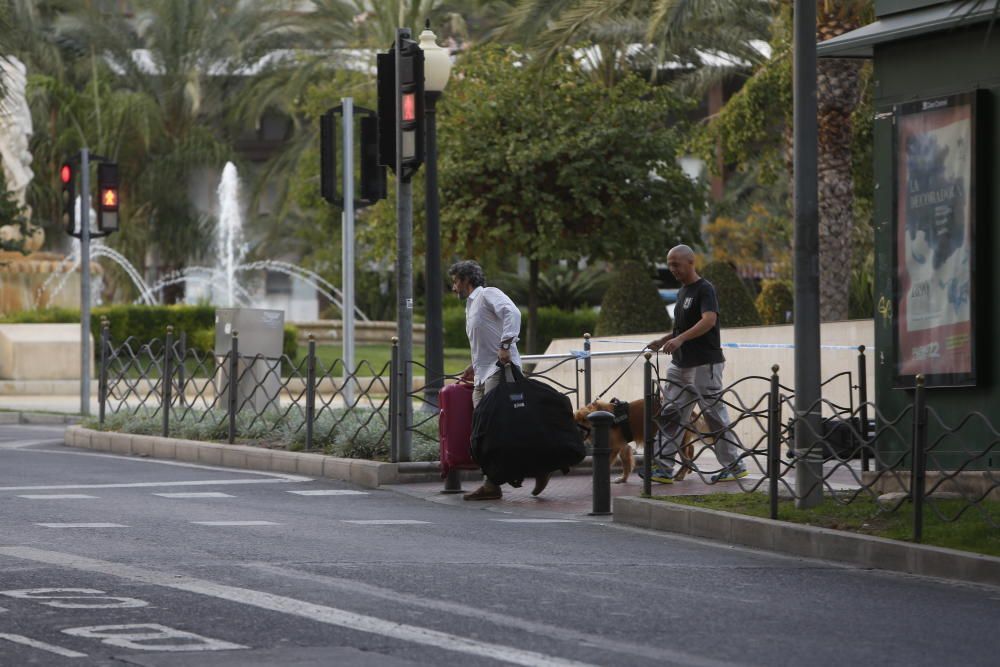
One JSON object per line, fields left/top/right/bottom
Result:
{"left": 586, "top": 340, "right": 874, "bottom": 351}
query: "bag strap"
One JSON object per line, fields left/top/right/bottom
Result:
{"left": 494, "top": 361, "right": 525, "bottom": 384}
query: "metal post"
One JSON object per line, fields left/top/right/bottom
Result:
{"left": 793, "top": 0, "right": 823, "bottom": 508}
{"left": 911, "top": 375, "right": 927, "bottom": 543}
{"left": 80, "top": 148, "right": 91, "bottom": 416}
{"left": 395, "top": 28, "right": 414, "bottom": 463}
{"left": 423, "top": 90, "right": 444, "bottom": 409}
{"left": 98, "top": 318, "right": 109, "bottom": 426}
{"left": 177, "top": 330, "right": 187, "bottom": 409}
{"left": 342, "top": 97, "right": 357, "bottom": 408}
{"left": 228, "top": 331, "right": 239, "bottom": 444}
{"left": 583, "top": 333, "right": 592, "bottom": 405}
{"left": 305, "top": 335, "right": 316, "bottom": 450}
{"left": 162, "top": 326, "right": 173, "bottom": 437}
{"left": 857, "top": 345, "right": 871, "bottom": 472}
{"left": 588, "top": 410, "right": 614, "bottom": 516}
{"left": 642, "top": 352, "right": 654, "bottom": 497}
{"left": 768, "top": 365, "right": 781, "bottom": 520}
{"left": 389, "top": 337, "right": 400, "bottom": 463}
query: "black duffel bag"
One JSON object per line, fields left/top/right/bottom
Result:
{"left": 470, "top": 364, "right": 586, "bottom": 486}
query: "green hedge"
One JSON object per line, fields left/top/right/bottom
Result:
{"left": 1, "top": 305, "right": 298, "bottom": 359}
{"left": 756, "top": 279, "right": 794, "bottom": 325}
{"left": 443, "top": 305, "right": 597, "bottom": 352}
{"left": 699, "top": 261, "right": 762, "bottom": 328}
{"left": 595, "top": 261, "right": 672, "bottom": 336}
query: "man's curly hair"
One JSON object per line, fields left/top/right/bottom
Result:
{"left": 447, "top": 260, "right": 486, "bottom": 288}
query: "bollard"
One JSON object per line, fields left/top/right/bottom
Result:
{"left": 911, "top": 375, "right": 927, "bottom": 543}
{"left": 98, "top": 318, "right": 109, "bottom": 427}
{"left": 857, "top": 345, "right": 871, "bottom": 472}
{"left": 162, "top": 326, "right": 173, "bottom": 437}
{"left": 305, "top": 335, "right": 316, "bottom": 451}
{"left": 642, "top": 352, "right": 654, "bottom": 498}
{"left": 441, "top": 468, "right": 463, "bottom": 494}
{"left": 228, "top": 331, "right": 239, "bottom": 445}
{"left": 583, "top": 333, "right": 592, "bottom": 406}
{"left": 389, "top": 337, "right": 399, "bottom": 463}
{"left": 767, "top": 364, "right": 781, "bottom": 520}
{"left": 587, "top": 410, "right": 614, "bottom": 516}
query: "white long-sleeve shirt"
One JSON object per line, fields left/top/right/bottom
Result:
{"left": 465, "top": 286, "right": 522, "bottom": 386}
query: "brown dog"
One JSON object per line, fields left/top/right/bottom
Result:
{"left": 573, "top": 398, "right": 709, "bottom": 483}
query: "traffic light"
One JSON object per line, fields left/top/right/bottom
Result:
{"left": 359, "top": 115, "right": 386, "bottom": 204}
{"left": 320, "top": 109, "right": 338, "bottom": 205}
{"left": 96, "top": 162, "right": 119, "bottom": 232}
{"left": 60, "top": 161, "right": 75, "bottom": 234}
{"left": 376, "top": 30, "right": 425, "bottom": 177}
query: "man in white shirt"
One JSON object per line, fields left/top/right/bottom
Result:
{"left": 449, "top": 260, "right": 548, "bottom": 500}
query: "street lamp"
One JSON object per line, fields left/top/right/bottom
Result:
{"left": 420, "top": 21, "right": 452, "bottom": 408}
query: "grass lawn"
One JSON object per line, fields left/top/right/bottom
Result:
{"left": 314, "top": 344, "right": 470, "bottom": 376}
{"left": 654, "top": 493, "right": 1000, "bottom": 558}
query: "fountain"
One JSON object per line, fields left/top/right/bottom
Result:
{"left": 215, "top": 162, "right": 244, "bottom": 307}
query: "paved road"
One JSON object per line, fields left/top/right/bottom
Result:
{"left": 2, "top": 424, "right": 998, "bottom": 667}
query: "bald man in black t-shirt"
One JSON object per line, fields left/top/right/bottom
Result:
{"left": 645, "top": 245, "right": 748, "bottom": 484}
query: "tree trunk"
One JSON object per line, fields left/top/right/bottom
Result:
{"left": 527, "top": 258, "right": 539, "bottom": 354}
{"left": 816, "top": 5, "right": 864, "bottom": 322}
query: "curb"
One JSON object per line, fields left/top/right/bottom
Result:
{"left": 613, "top": 497, "right": 1000, "bottom": 588}
{"left": 0, "top": 411, "right": 82, "bottom": 425}
{"left": 62, "top": 426, "right": 482, "bottom": 489}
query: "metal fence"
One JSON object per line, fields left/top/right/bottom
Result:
{"left": 636, "top": 350, "right": 999, "bottom": 541}
{"left": 98, "top": 322, "right": 998, "bottom": 539}
{"left": 99, "top": 322, "right": 391, "bottom": 456}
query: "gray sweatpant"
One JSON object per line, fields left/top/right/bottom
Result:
{"left": 654, "top": 362, "right": 745, "bottom": 474}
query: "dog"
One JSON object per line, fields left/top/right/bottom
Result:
{"left": 573, "top": 398, "right": 710, "bottom": 483}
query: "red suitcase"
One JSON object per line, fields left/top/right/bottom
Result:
{"left": 439, "top": 382, "right": 478, "bottom": 477}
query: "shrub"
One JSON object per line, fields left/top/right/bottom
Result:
{"left": 756, "top": 279, "right": 794, "bottom": 325}
{"left": 699, "top": 261, "right": 762, "bottom": 328}
{"left": 594, "top": 261, "right": 672, "bottom": 336}
{"left": 1, "top": 305, "right": 297, "bottom": 359}
{"left": 492, "top": 265, "right": 611, "bottom": 310}
{"left": 443, "top": 305, "right": 598, "bottom": 352}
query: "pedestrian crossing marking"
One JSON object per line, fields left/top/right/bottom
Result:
{"left": 36, "top": 523, "right": 128, "bottom": 528}
{"left": 154, "top": 492, "right": 235, "bottom": 499}
{"left": 190, "top": 521, "right": 279, "bottom": 526}
{"left": 491, "top": 519, "right": 579, "bottom": 523}
{"left": 342, "top": 520, "right": 429, "bottom": 525}
{"left": 17, "top": 494, "right": 97, "bottom": 500}
{"left": 287, "top": 490, "right": 369, "bottom": 496}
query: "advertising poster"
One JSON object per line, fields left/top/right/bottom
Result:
{"left": 894, "top": 92, "right": 978, "bottom": 387}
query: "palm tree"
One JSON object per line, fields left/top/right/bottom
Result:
{"left": 55, "top": 0, "right": 284, "bottom": 299}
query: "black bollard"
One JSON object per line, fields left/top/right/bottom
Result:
{"left": 441, "top": 468, "right": 463, "bottom": 494}
{"left": 587, "top": 410, "right": 614, "bottom": 516}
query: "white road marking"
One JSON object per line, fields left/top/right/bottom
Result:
{"left": 63, "top": 624, "right": 245, "bottom": 652}
{"left": 247, "top": 563, "right": 721, "bottom": 665}
{"left": 0, "top": 479, "right": 294, "bottom": 492}
{"left": 35, "top": 523, "right": 128, "bottom": 528}
{"left": 287, "top": 490, "right": 369, "bottom": 496}
{"left": 190, "top": 521, "right": 278, "bottom": 526}
{"left": 0, "top": 632, "right": 87, "bottom": 658}
{"left": 0, "top": 439, "right": 67, "bottom": 450}
{"left": 2, "top": 588, "right": 148, "bottom": 609}
{"left": 491, "top": 519, "right": 579, "bottom": 524}
{"left": 154, "top": 492, "right": 235, "bottom": 499}
{"left": 342, "top": 520, "right": 429, "bottom": 525}
{"left": 0, "top": 547, "right": 595, "bottom": 667}
{"left": 36, "top": 523, "right": 128, "bottom": 529}
{"left": 23, "top": 448, "right": 312, "bottom": 482}
{"left": 17, "top": 494, "right": 97, "bottom": 500}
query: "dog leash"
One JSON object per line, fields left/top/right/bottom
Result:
{"left": 593, "top": 349, "right": 648, "bottom": 401}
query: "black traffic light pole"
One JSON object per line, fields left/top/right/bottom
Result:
{"left": 395, "top": 27, "right": 415, "bottom": 462}
{"left": 62, "top": 149, "right": 119, "bottom": 416}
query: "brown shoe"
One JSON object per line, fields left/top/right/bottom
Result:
{"left": 531, "top": 472, "right": 551, "bottom": 496}
{"left": 463, "top": 483, "right": 502, "bottom": 501}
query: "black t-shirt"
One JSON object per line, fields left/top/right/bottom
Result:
{"left": 671, "top": 278, "right": 725, "bottom": 368}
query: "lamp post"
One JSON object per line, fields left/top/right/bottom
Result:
{"left": 419, "top": 22, "right": 452, "bottom": 408}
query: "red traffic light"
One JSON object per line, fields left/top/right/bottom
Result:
{"left": 60, "top": 163, "right": 73, "bottom": 184}
{"left": 402, "top": 92, "right": 416, "bottom": 123}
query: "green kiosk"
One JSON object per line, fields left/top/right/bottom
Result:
{"left": 820, "top": 1, "right": 998, "bottom": 481}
